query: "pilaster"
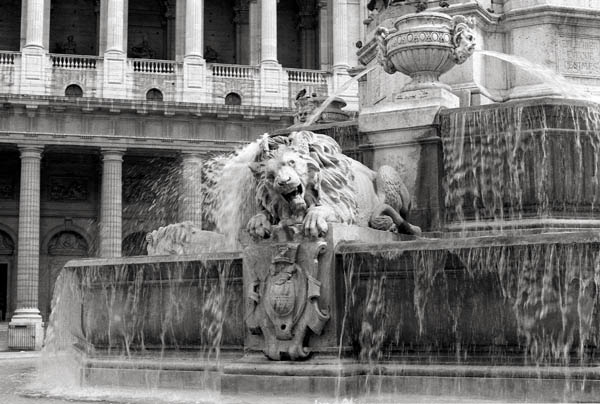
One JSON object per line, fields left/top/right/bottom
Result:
{"left": 317, "top": 0, "right": 330, "bottom": 71}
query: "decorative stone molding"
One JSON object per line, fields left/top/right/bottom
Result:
{"left": 47, "top": 231, "right": 88, "bottom": 256}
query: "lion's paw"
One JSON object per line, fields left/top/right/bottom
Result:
{"left": 303, "top": 206, "right": 336, "bottom": 237}
{"left": 247, "top": 213, "right": 271, "bottom": 238}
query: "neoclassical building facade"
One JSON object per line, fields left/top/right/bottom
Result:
{"left": 0, "top": 0, "right": 366, "bottom": 346}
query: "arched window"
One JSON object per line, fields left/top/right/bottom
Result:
{"left": 65, "top": 84, "right": 83, "bottom": 98}
{"left": 146, "top": 88, "right": 163, "bottom": 101}
{"left": 225, "top": 92, "right": 241, "bottom": 106}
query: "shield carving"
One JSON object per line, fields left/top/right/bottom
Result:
{"left": 263, "top": 244, "right": 306, "bottom": 340}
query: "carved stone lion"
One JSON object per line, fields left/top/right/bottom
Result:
{"left": 451, "top": 15, "right": 476, "bottom": 64}
{"left": 246, "top": 131, "right": 421, "bottom": 238}
{"left": 146, "top": 221, "right": 227, "bottom": 255}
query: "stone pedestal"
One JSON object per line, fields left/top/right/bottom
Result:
{"left": 358, "top": 89, "right": 458, "bottom": 233}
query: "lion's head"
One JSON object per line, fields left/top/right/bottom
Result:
{"left": 451, "top": 15, "right": 476, "bottom": 65}
{"left": 250, "top": 131, "right": 358, "bottom": 225}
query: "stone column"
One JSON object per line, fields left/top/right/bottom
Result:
{"left": 24, "top": 0, "right": 45, "bottom": 49}
{"left": 259, "top": 0, "right": 286, "bottom": 107}
{"left": 100, "top": 149, "right": 124, "bottom": 258}
{"left": 182, "top": 0, "right": 206, "bottom": 102}
{"left": 260, "top": 0, "right": 278, "bottom": 64}
{"left": 317, "top": 0, "right": 330, "bottom": 71}
{"left": 332, "top": 0, "right": 349, "bottom": 71}
{"left": 106, "top": 0, "right": 126, "bottom": 53}
{"left": 178, "top": 153, "right": 203, "bottom": 226}
{"left": 9, "top": 146, "right": 44, "bottom": 350}
{"left": 185, "top": 0, "right": 204, "bottom": 57}
{"left": 21, "top": 0, "right": 50, "bottom": 95}
{"left": 102, "top": 0, "right": 127, "bottom": 98}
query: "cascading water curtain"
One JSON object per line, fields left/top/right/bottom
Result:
{"left": 442, "top": 103, "right": 600, "bottom": 231}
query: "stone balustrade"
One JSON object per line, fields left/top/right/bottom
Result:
{"left": 130, "top": 59, "right": 176, "bottom": 74}
{"left": 51, "top": 54, "right": 98, "bottom": 69}
{"left": 0, "top": 52, "right": 339, "bottom": 108}
{"left": 286, "top": 68, "right": 328, "bottom": 84}
{"left": 211, "top": 63, "right": 258, "bottom": 79}
{"left": 0, "top": 51, "right": 18, "bottom": 65}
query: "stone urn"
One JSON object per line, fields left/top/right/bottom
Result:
{"left": 375, "top": 12, "right": 476, "bottom": 91}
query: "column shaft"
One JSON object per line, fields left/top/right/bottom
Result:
{"left": 179, "top": 153, "right": 203, "bottom": 226}
{"left": 25, "top": 0, "right": 45, "bottom": 48}
{"left": 260, "top": 0, "right": 277, "bottom": 64}
{"left": 185, "top": 0, "right": 204, "bottom": 57}
{"left": 106, "top": 0, "right": 125, "bottom": 53}
{"left": 332, "top": 0, "right": 349, "bottom": 69}
{"left": 16, "top": 146, "right": 43, "bottom": 310}
{"left": 100, "top": 149, "right": 124, "bottom": 258}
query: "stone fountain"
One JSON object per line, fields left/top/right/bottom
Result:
{"left": 41, "top": 3, "right": 600, "bottom": 403}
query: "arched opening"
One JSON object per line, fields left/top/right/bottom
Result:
{"left": 225, "top": 92, "right": 242, "bottom": 106}
{"left": 123, "top": 231, "right": 149, "bottom": 257}
{"left": 204, "top": 0, "right": 235, "bottom": 64}
{"left": 128, "top": 0, "right": 175, "bottom": 60}
{"left": 146, "top": 88, "right": 163, "bottom": 101}
{"left": 43, "top": 230, "right": 89, "bottom": 320}
{"left": 65, "top": 84, "right": 83, "bottom": 97}
{"left": 0, "top": 1, "right": 21, "bottom": 51}
{"left": 50, "top": 0, "right": 99, "bottom": 55}
{"left": 0, "top": 230, "right": 14, "bottom": 321}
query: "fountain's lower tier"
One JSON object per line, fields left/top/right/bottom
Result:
{"left": 49, "top": 225, "right": 600, "bottom": 402}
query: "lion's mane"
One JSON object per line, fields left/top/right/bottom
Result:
{"left": 254, "top": 131, "right": 358, "bottom": 224}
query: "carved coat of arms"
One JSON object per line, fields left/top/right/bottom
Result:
{"left": 246, "top": 241, "right": 330, "bottom": 360}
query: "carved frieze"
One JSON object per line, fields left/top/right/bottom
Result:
{"left": 48, "top": 231, "right": 88, "bottom": 256}
{"left": 0, "top": 231, "right": 14, "bottom": 255}
{"left": 48, "top": 177, "right": 89, "bottom": 201}
{"left": 0, "top": 178, "right": 15, "bottom": 200}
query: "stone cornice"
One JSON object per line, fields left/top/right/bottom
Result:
{"left": 0, "top": 94, "right": 295, "bottom": 121}
{"left": 503, "top": 5, "right": 600, "bottom": 28}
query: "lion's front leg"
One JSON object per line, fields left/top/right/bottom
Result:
{"left": 247, "top": 212, "right": 272, "bottom": 238}
{"left": 303, "top": 205, "right": 337, "bottom": 237}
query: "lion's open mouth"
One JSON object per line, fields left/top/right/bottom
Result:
{"left": 282, "top": 184, "right": 303, "bottom": 203}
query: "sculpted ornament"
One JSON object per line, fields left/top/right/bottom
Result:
{"left": 246, "top": 131, "right": 421, "bottom": 238}
{"left": 451, "top": 15, "right": 476, "bottom": 64}
{"left": 246, "top": 241, "right": 330, "bottom": 360}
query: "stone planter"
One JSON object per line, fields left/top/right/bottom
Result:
{"left": 376, "top": 12, "right": 475, "bottom": 91}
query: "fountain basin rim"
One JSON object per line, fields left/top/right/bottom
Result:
{"left": 81, "top": 354, "right": 600, "bottom": 380}
{"left": 63, "top": 251, "right": 243, "bottom": 268}
{"left": 336, "top": 231, "right": 600, "bottom": 255}
{"left": 439, "top": 96, "right": 599, "bottom": 115}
